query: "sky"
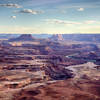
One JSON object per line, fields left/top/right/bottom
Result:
{"left": 0, "top": 0, "right": 100, "bottom": 34}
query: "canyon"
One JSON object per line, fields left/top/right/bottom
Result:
{"left": 0, "top": 34, "right": 100, "bottom": 100}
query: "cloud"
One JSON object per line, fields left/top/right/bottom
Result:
{"left": 77, "top": 8, "right": 84, "bottom": 11}
{"left": 84, "top": 20, "right": 100, "bottom": 24}
{"left": 11, "top": 16, "right": 16, "bottom": 19}
{"left": 84, "top": 20, "right": 96, "bottom": 24}
{"left": 46, "top": 19, "right": 81, "bottom": 25}
{"left": 0, "top": 3, "right": 22, "bottom": 8}
{"left": 45, "top": 19, "right": 100, "bottom": 26}
{"left": 16, "top": 9, "right": 43, "bottom": 14}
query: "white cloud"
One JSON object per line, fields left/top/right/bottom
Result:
{"left": 84, "top": 20, "right": 100, "bottom": 24}
{"left": 77, "top": 8, "right": 84, "bottom": 11}
{"left": 0, "top": 3, "right": 22, "bottom": 8}
{"left": 84, "top": 20, "right": 96, "bottom": 24}
{"left": 46, "top": 19, "right": 82, "bottom": 25}
{"left": 46, "top": 19, "right": 100, "bottom": 26}
{"left": 11, "top": 16, "right": 16, "bottom": 19}
{"left": 17, "top": 9, "right": 43, "bottom": 15}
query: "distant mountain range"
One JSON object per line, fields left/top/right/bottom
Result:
{"left": 51, "top": 34, "right": 100, "bottom": 42}
{"left": 63, "top": 34, "right": 100, "bottom": 42}
{"left": 0, "top": 34, "right": 20, "bottom": 39}
{"left": 0, "top": 34, "right": 52, "bottom": 39}
{"left": 1, "top": 34, "right": 100, "bottom": 42}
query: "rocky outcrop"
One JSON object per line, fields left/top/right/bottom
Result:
{"left": 8, "top": 34, "right": 35, "bottom": 42}
{"left": 50, "top": 34, "right": 64, "bottom": 41}
{"left": 45, "top": 65, "right": 73, "bottom": 80}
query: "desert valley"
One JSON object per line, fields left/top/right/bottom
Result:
{"left": 0, "top": 34, "right": 100, "bottom": 100}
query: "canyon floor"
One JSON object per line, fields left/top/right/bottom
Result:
{"left": 0, "top": 34, "right": 100, "bottom": 100}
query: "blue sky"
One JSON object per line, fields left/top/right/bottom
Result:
{"left": 0, "top": 0, "right": 100, "bottom": 34}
